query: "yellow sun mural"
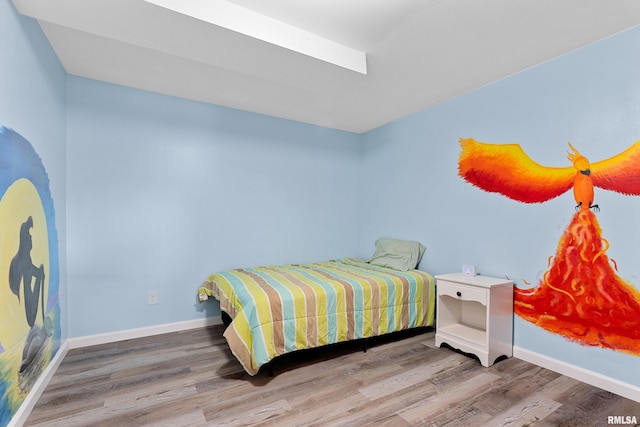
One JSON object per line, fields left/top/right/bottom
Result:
{"left": 0, "top": 179, "right": 49, "bottom": 347}
{"left": 0, "top": 127, "right": 60, "bottom": 424}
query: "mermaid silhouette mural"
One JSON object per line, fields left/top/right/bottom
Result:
{"left": 9, "top": 216, "right": 48, "bottom": 372}
{"left": 0, "top": 127, "right": 60, "bottom": 424}
{"left": 458, "top": 138, "right": 640, "bottom": 355}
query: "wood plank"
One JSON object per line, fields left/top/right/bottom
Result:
{"left": 396, "top": 371, "right": 501, "bottom": 424}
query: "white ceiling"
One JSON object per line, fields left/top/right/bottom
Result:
{"left": 12, "top": 0, "right": 640, "bottom": 133}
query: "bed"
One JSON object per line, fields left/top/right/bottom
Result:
{"left": 197, "top": 239, "right": 435, "bottom": 375}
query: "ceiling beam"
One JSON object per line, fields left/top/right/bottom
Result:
{"left": 143, "top": 0, "right": 367, "bottom": 74}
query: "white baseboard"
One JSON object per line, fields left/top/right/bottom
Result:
{"left": 69, "top": 316, "right": 223, "bottom": 349}
{"left": 513, "top": 346, "right": 640, "bottom": 403}
{"left": 9, "top": 340, "right": 70, "bottom": 427}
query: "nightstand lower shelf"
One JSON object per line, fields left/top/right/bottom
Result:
{"left": 435, "top": 326, "right": 488, "bottom": 366}
{"left": 437, "top": 323, "right": 485, "bottom": 348}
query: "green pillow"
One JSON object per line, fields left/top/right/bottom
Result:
{"left": 368, "top": 238, "right": 426, "bottom": 271}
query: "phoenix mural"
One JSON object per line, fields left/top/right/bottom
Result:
{"left": 458, "top": 137, "right": 640, "bottom": 355}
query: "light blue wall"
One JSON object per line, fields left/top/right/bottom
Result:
{"left": 7, "top": 0, "right": 640, "bottom": 395}
{"left": 359, "top": 26, "right": 640, "bottom": 387}
{"left": 65, "top": 77, "right": 360, "bottom": 337}
{"left": 1, "top": 1, "right": 67, "bottom": 337}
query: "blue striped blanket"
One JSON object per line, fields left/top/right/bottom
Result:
{"left": 199, "top": 258, "right": 435, "bottom": 375}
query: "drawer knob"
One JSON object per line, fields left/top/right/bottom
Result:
{"left": 456, "top": 291, "right": 462, "bottom": 297}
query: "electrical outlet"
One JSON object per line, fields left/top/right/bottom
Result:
{"left": 148, "top": 290, "right": 158, "bottom": 305}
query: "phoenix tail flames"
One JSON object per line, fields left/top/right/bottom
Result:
{"left": 515, "top": 210, "right": 640, "bottom": 354}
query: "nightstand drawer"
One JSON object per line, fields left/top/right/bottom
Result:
{"left": 438, "top": 281, "right": 486, "bottom": 305}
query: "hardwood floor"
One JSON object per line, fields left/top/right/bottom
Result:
{"left": 25, "top": 325, "right": 640, "bottom": 426}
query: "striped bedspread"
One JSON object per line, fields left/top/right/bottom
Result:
{"left": 198, "top": 258, "right": 435, "bottom": 375}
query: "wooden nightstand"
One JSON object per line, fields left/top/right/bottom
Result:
{"left": 434, "top": 273, "right": 513, "bottom": 367}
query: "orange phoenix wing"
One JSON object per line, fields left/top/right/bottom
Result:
{"left": 591, "top": 139, "right": 640, "bottom": 195}
{"left": 458, "top": 138, "right": 575, "bottom": 203}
